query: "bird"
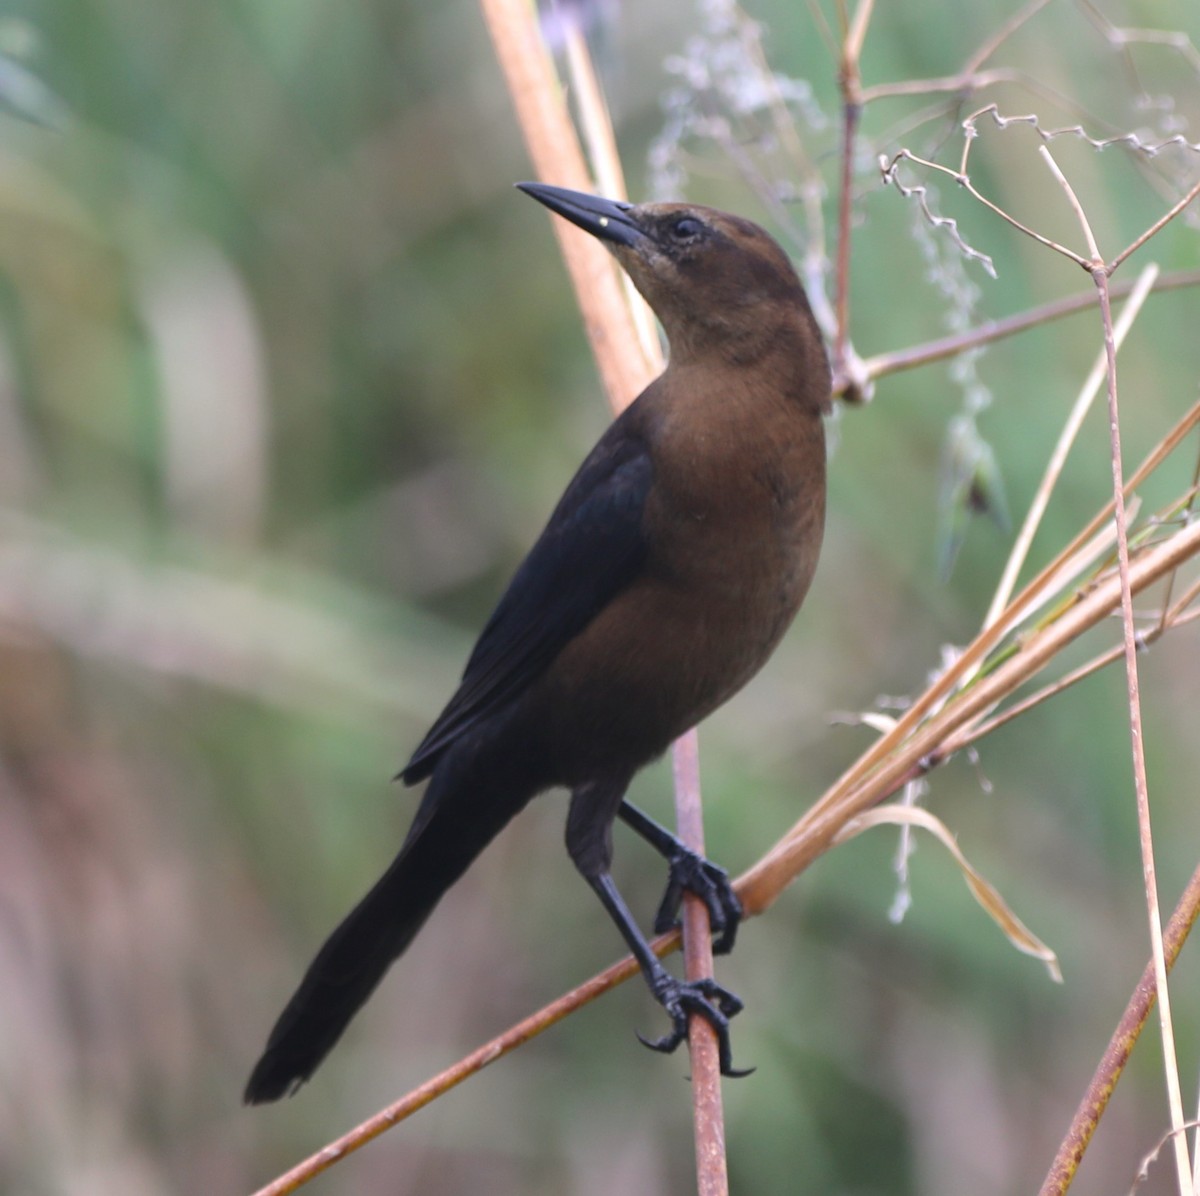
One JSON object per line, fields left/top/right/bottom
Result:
{"left": 244, "top": 182, "right": 831, "bottom": 1104}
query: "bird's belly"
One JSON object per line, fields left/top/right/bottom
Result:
{"left": 523, "top": 535, "right": 816, "bottom": 783}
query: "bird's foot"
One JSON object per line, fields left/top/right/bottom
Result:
{"left": 637, "top": 974, "right": 753, "bottom": 1077}
{"left": 653, "top": 849, "right": 743, "bottom": 955}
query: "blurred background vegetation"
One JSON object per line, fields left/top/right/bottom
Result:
{"left": 1, "top": 0, "right": 1198, "bottom": 1192}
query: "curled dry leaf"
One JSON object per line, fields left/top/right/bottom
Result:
{"left": 834, "top": 804, "right": 1063, "bottom": 982}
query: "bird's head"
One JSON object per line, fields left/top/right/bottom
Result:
{"left": 518, "top": 182, "right": 827, "bottom": 385}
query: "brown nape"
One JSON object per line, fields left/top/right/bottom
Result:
{"left": 243, "top": 183, "right": 832, "bottom": 1103}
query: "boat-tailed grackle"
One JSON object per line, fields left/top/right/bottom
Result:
{"left": 245, "top": 183, "right": 831, "bottom": 1103}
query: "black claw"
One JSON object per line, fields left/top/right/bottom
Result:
{"left": 652, "top": 849, "right": 743, "bottom": 955}
{"left": 637, "top": 975, "right": 752, "bottom": 1077}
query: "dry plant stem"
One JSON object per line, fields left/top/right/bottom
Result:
{"left": 736, "top": 513, "right": 1200, "bottom": 914}
{"left": 937, "top": 591, "right": 1200, "bottom": 764}
{"left": 745, "top": 391, "right": 1200, "bottom": 904}
{"left": 1039, "top": 861, "right": 1200, "bottom": 1196}
{"left": 860, "top": 0, "right": 1052, "bottom": 102}
{"left": 478, "top": 0, "right": 649, "bottom": 406}
{"left": 674, "top": 730, "right": 730, "bottom": 1196}
{"left": 562, "top": 24, "right": 661, "bottom": 366}
{"left": 1042, "top": 134, "right": 1195, "bottom": 1188}
{"left": 855, "top": 268, "right": 1200, "bottom": 390}
{"left": 983, "top": 263, "right": 1160, "bottom": 629}
{"left": 832, "top": 0, "right": 872, "bottom": 380}
{"left": 1092, "top": 267, "right": 1193, "bottom": 1192}
{"left": 248, "top": 951, "right": 652, "bottom": 1196}
{"left": 1109, "top": 177, "right": 1200, "bottom": 274}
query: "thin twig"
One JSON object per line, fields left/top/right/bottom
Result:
{"left": 674, "top": 731, "right": 730, "bottom": 1196}
{"left": 248, "top": 950, "right": 652, "bottom": 1196}
{"left": 832, "top": 0, "right": 872, "bottom": 383}
{"left": 1092, "top": 267, "right": 1193, "bottom": 1192}
{"left": 737, "top": 515, "right": 1200, "bottom": 914}
{"left": 982, "top": 263, "right": 1160, "bottom": 630}
{"left": 477, "top": 0, "right": 650, "bottom": 407}
{"left": 1110, "top": 177, "right": 1200, "bottom": 274}
{"left": 852, "top": 269, "right": 1200, "bottom": 390}
{"left": 1039, "top": 145, "right": 1102, "bottom": 262}
{"left": 1042, "top": 134, "right": 1195, "bottom": 1187}
{"left": 1038, "top": 862, "right": 1200, "bottom": 1196}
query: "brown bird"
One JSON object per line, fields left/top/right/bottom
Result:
{"left": 244, "top": 183, "right": 831, "bottom": 1103}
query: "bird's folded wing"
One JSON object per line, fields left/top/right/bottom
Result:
{"left": 400, "top": 414, "right": 653, "bottom": 784}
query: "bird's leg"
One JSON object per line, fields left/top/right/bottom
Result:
{"left": 618, "top": 800, "right": 742, "bottom": 954}
{"left": 567, "top": 781, "right": 750, "bottom": 1077}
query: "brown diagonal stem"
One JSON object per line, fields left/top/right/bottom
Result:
{"left": 1039, "top": 862, "right": 1200, "bottom": 1196}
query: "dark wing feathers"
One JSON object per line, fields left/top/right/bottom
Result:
{"left": 400, "top": 416, "right": 653, "bottom": 784}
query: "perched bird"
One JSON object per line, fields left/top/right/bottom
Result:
{"left": 244, "top": 183, "right": 831, "bottom": 1104}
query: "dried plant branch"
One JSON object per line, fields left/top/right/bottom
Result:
{"left": 884, "top": 101, "right": 1200, "bottom": 281}
{"left": 937, "top": 570, "right": 1200, "bottom": 763}
{"left": 477, "top": 0, "right": 649, "bottom": 407}
{"left": 853, "top": 268, "right": 1200, "bottom": 390}
{"left": 1039, "top": 862, "right": 1200, "bottom": 1196}
{"left": 562, "top": 24, "right": 661, "bottom": 366}
{"left": 248, "top": 950, "right": 650, "bottom": 1196}
{"left": 1110, "top": 177, "right": 1200, "bottom": 275}
{"left": 983, "top": 263, "right": 1160, "bottom": 629}
{"left": 1040, "top": 145, "right": 1102, "bottom": 262}
{"left": 831, "top": 0, "right": 872, "bottom": 389}
{"left": 882, "top": 147, "right": 1088, "bottom": 266}
{"left": 738, "top": 514, "right": 1200, "bottom": 913}
{"left": 1091, "top": 264, "right": 1193, "bottom": 1191}
{"left": 673, "top": 731, "right": 731, "bottom": 1196}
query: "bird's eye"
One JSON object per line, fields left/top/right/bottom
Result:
{"left": 669, "top": 216, "right": 704, "bottom": 241}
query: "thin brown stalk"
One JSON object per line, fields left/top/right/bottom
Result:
{"left": 853, "top": 269, "right": 1200, "bottom": 390}
{"left": 478, "top": 0, "right": 650, "bottom": 407}
{"left": 1110, "top": 177, "right": 1200, "bottom": 275}
{"left": 830, "top": 0, "right": 875, "bottom": 393}
{"left": 1038, "top": 862, "right": 1200, "bottom": 1196}
{"left": 983, "top": 263, "right": 1159, "bottom": 630}
{"left": 248, "top": 950, "right": 652, "bottom": 1196}
{"left": 674, "top": 730, "right": 730, "bottom": 1196}
{"left": 737, "top": 514, "right": 1200, "bottom": 913}
{"left": 1039, "top": 134, "right": 1194, "bottom": 1186}
{"left": 1092, "top": 266, "right": 1192, "bottom": 1190}
{"left": 941, "top": 567, "right": 1200, "bottom": 761}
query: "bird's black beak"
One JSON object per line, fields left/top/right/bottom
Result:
{"left": 517, "top": 182, "right": 644, "bottom": 249}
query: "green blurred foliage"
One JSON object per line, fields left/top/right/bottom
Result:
{"left": 1, "top": 1, "right": 1198, "bottom": 1193}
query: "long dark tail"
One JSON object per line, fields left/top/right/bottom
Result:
{"left": 244, "top": 761, "right": 528, "bottom": 1104}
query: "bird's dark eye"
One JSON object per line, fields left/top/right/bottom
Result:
{"left": 669, "top": 216, "right": 704, "bottom": 241}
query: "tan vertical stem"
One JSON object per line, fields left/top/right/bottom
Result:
{"left": 674, "top": 730, "right": 730, "bottom": 1196}
{"left": 479, "top": 0, "right": 650, "bottom": 409}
